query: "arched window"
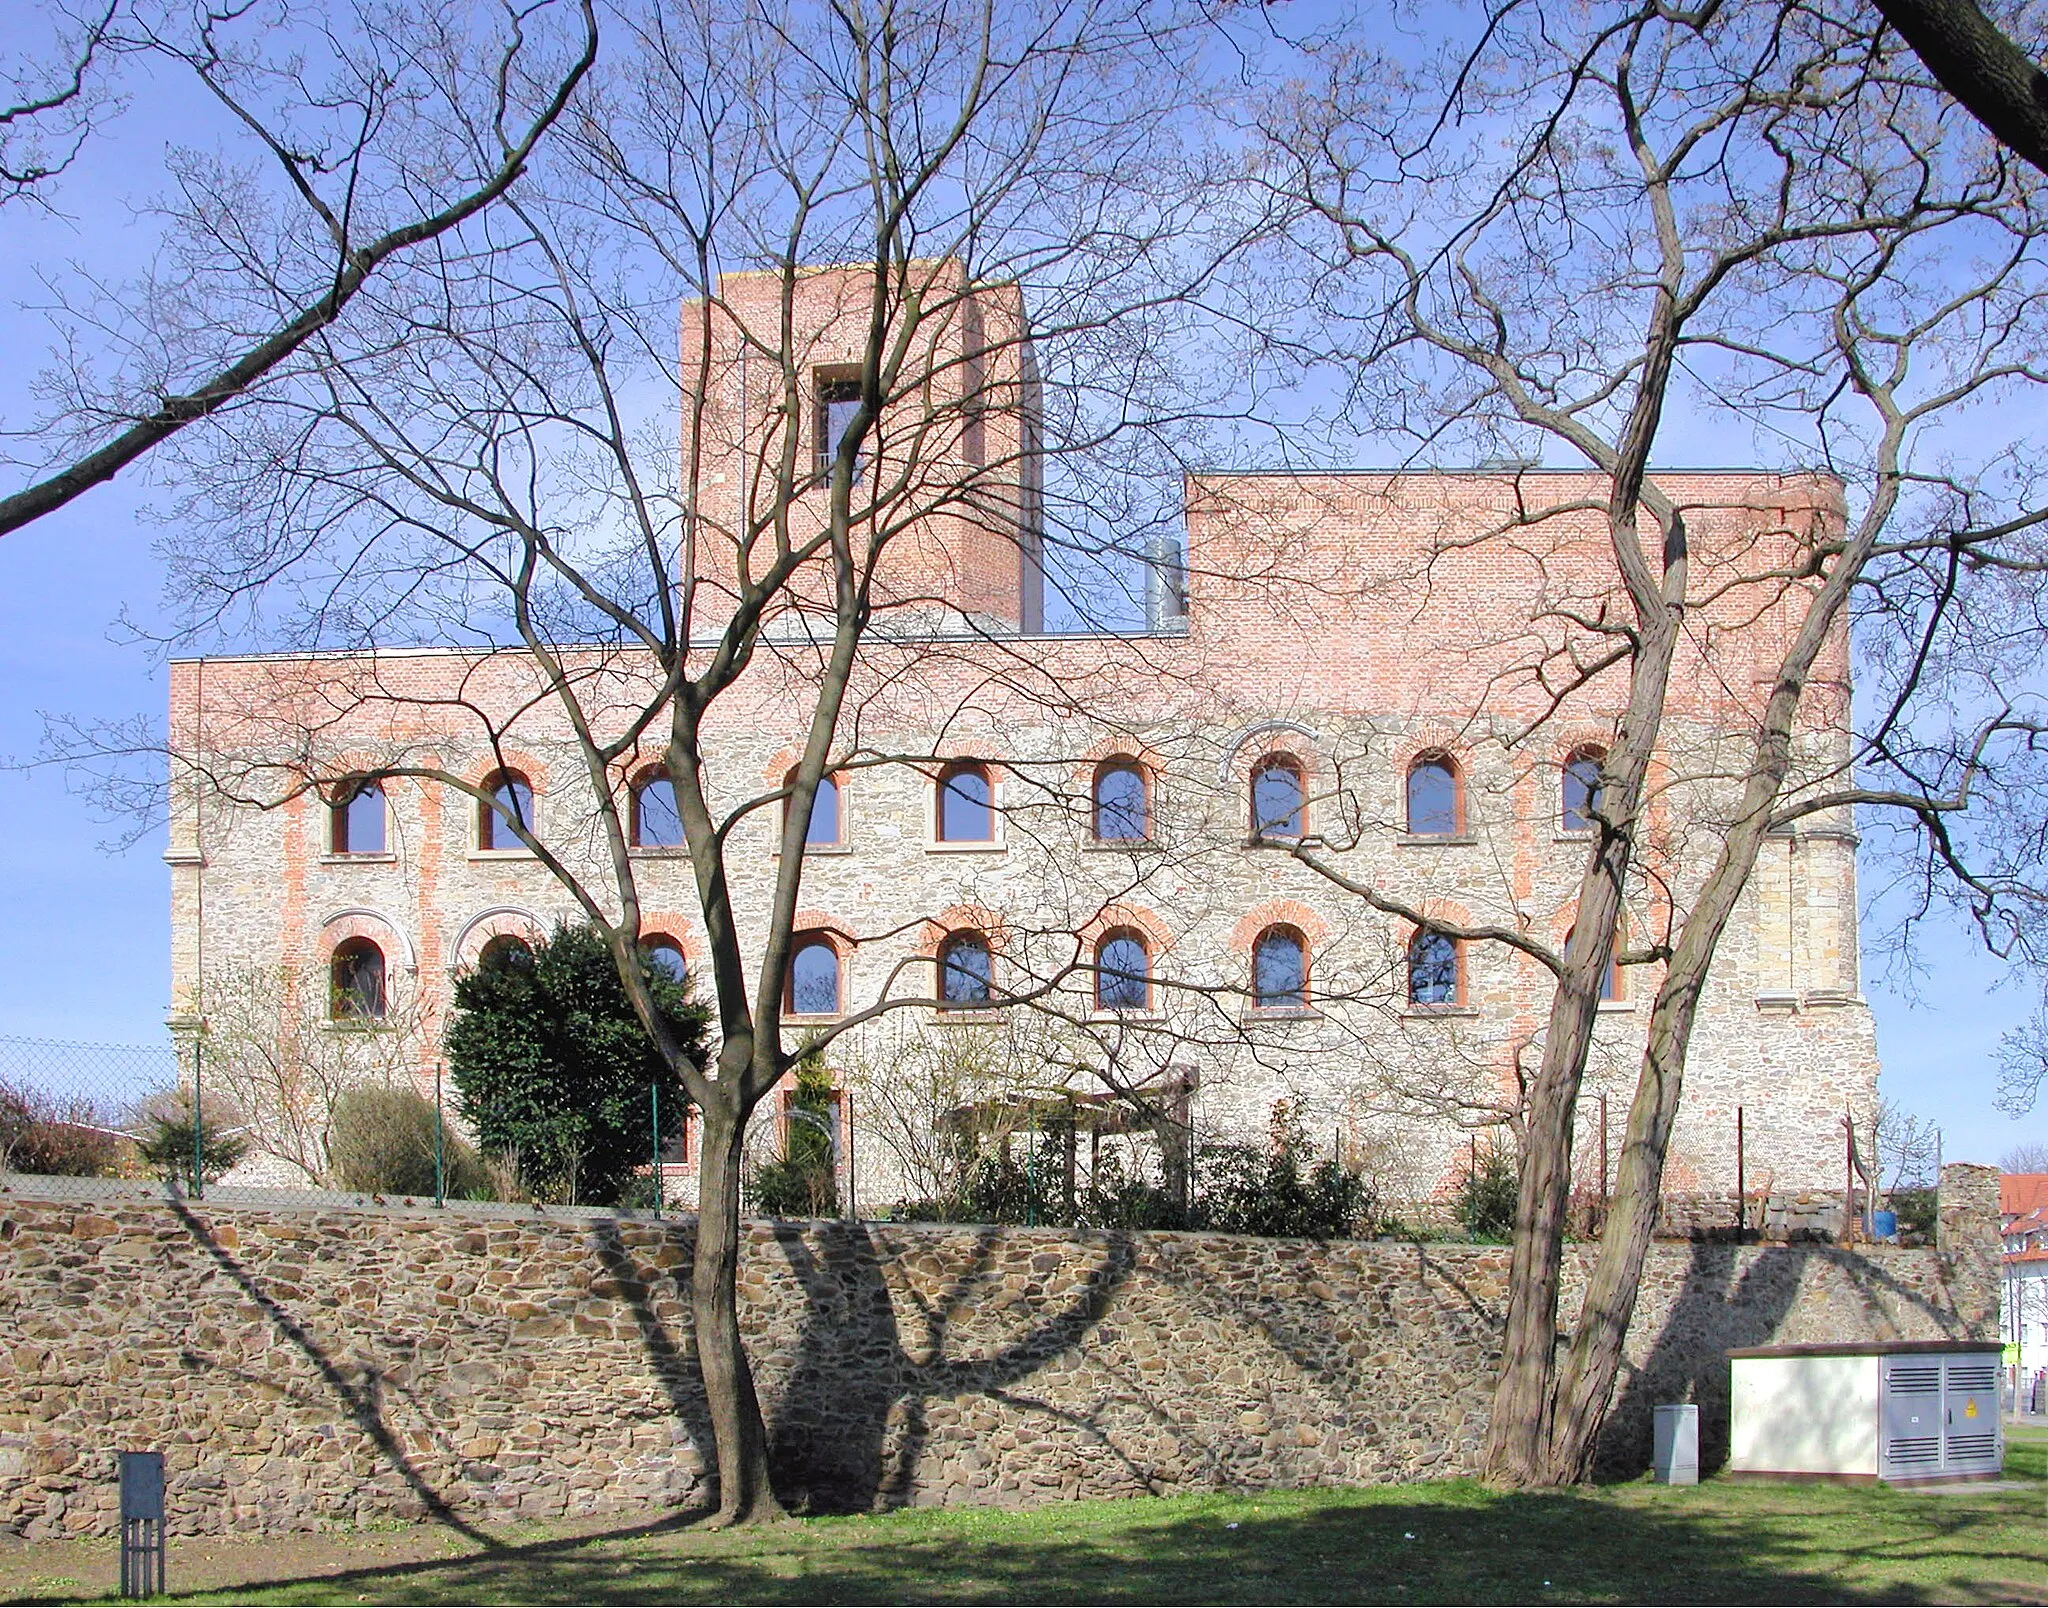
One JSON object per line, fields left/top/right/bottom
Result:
{"left": 938, "top": 931, "right": 993, "bottom": 1007}
{"left": 936, "top": 762, "right": 994, "bottom": 843}
{"left": 330, "top": 938, "right": 387, "bottom": 1021}
{"left": 1095, "top": 929, "right": 1151, "bottom": 1011}
{"left": 1249, "top": 755, "right": 1305, "bottom": 839}
{"left": 642, "top": 935, "right": 688, "bottom": 985}
{"left": 1562, "top": 745, "right": 1606, "bottom": 834}
{"left": 331, "top": 777, "right": 386, "bottom": 855}
{"left": 477, "top": 933, "right": 533, "bottom": 971}
{"left": 478, "top": 771, "right": 534, "bottom": 850}
{"left": 788, "top": 771, "right": 842, "bottom": 847}
{"left": 1092, "top": 761, "right": 1149, "bottom": 842}
{"left": 1405, "top": 754, "right": 1461, "bottom": 837}
{"left": 1567, "top": 923, "right": 1625, "bottom": 1002}
{"left": 786, "top": 935, "right": 842, "bottom": 1017}
{"left": 1407, "top": 928, "right": 1461, "bottom": 1007}
{"left": 632, "top": 768, "right": 683, "bottom": 848}
{"left": 1252, "top": 926, "right": 1308, "bottom": 1010}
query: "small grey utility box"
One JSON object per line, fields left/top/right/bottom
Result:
{"left": 1653, "top": 1403, "right": 1700, "bottom": 1485}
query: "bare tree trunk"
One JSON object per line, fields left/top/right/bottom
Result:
{"left": 1484, "top": 605, "right": 1682, "bottom": 1483}
{"left": 691, "top": 1095, "right": 784, "bottom": 1524}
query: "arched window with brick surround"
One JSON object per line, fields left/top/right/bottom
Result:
{"left": 786, "top": 769, "right": 842, "bottom": 847}
{"left": 938, "top": 931, "right": 994, "bottom": 1007}
{"left": 642, "top": 935, "right": 688, "bottom": 985}
{"left": 1407, "top": 928, "right": 1462, "bottom": 1006}
{"left": 1095, "top": 929, "right": 1151, "bottom": 1011}
{"left": 478, "top": 770, "right": 534, "bottom": 850}
{"left": 1405, "top": 753, "right": 1461, "bottom": 837}
{"left": 631, "top": 767, "right": 683, "bottom": 848}
{"left": 1249, "top": 754, "right": 1305, "bottom": 839}
{"left": 936, "top": 762, "right": 994, "bottom": 843}
{"left": 1092, "top": 761, "right": 1149, "bottom": 842}
{"left": 477, "top": 933, "right": 533, "bottom": 971}
{"left": 330, "top": 937, "right": 388, "bottom": 1021}
{"left": 786, "top": 934, "right": 843, "bottom": 1017}
{"left": 1252, "top": 926, "right": 1308, "bottom": 1010}
{"left": 1566, "top": 923, "right": 1625, "bottom": 1002}
{"left": 330, "top": 777, "right": 386, "bottom": 855}
{"left": 1562, "top": 745, "right": 1606, "bottom": 834}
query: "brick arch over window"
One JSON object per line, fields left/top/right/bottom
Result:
{"left": 919, "top": 903, "right": 1008, "bottom": 958}
{"left": 318, "top": 907, "right": 417, "bottom": 974}
{"left": 1228, "top": 899, "right": 1329, "bottom": 955}
{"left": 1215, "top": 719, "right": 1322, "bottom": 784}
{"left": 462, "top": 749, "right": 552, "bottom": 794}
{"left": 451, "top": 905, "right": 548, "bottom": 970}
{"left": 1078, "top": 903, "right": 1175, "bottom": 956}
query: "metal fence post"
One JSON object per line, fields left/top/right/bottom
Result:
{"left": 434, "top": 1060, "right": 445, "bottom": 1208}
{"left": 650, "top": 1081, "right": 662, "bottom": 1219}
{"left": 190, "top": 1037, "right": 204, "bottom": 1200}
{"left": 844, "top": 1087, "right": 856, "bottom": 1223}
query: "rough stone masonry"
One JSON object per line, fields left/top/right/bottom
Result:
{"left": 0, "top": 1164, "right": 1998, "bottom": 1539}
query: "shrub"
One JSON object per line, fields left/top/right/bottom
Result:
{"left": 1194, "top": 1104, "right": 1376, "bottom": 1239}
{"left": 1454, "top": 1134, "right": 1518, "bottom": 1240}
{"left": 135, "top": 1091, "right": 247, "bottom": 1189}
{"left": 0, "top": 1080, "right": 135, "bottom": 1177}
{"left": 1890, "top": 1186, "right": 1937, "bottom": 1241}
{"left": 326, "top": 1085, "right": 498, "bottom": 1199}
{"left": 446, "top": 923, "right": 706, "bottom": 1205}
{"left": 889, "top": 1102, "right": 1375, "bottom": 1239}
{"left": 751, "top": 1053, "right": 839, "bottom": 1218}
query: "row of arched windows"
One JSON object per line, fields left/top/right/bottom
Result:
{"left": 785, "top": 922, "right": 1313, "bottom": 1018}
{"left": 327, "top": 915, "right": 1619, "bottom": 1025}
{"left": 325, "top": 925, "right": 694, "bottom": 1024}
{"left": 1250, "top": 745, "right": 1606, "bottom": 842}
{"left": 324, "top": 747, "right": 1610, "bottom": 857}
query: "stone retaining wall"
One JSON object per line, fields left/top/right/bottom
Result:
{"left": 0, "top": 1164, "right": 1999, "bottom": 1539}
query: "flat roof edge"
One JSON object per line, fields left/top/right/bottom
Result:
{"left": 1727, "top": 1340, "right": 2003, "bottom": 1359}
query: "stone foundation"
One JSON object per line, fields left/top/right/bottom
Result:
{"left": 0, "top": 1164, "right": 1998, "bottom": 1539}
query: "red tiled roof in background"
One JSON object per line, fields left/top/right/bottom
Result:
{"left": 2002, "top": 1173, "right": 2048, "bottom": 1218}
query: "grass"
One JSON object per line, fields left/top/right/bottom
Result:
{"left": 5, "top": 1431, "right": 2044, "bottom": 1606}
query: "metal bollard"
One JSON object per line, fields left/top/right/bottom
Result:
{"left": 118, "top": 1450, "right": 166, "bottom": 1597}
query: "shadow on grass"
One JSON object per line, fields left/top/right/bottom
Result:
{"left": 67, "top": 1481, "right": 2048, "bottom": 1607}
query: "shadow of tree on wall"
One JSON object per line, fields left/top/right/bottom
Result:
{"left": 586, "top": 1220, "right": 717, "bottom": 1504}
{"left": 140, "top": 1197, "right": 1993, "bottom": 1529}
{"left": 1599, "top": 1243, "right": 1977, "bottom": 1478}
{"left": 166, "top": 1199, "right": 500, "bottom": 1547}
{"left": 766, "top": 1223, "right": 1140, "bottom": 1512}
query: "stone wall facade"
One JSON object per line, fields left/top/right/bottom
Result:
{"left": 1, "top": 1165, "right": 1997, "bottom": 1540}
{"left": 166, "top": 465, "right": 1880, "bottom": 1209}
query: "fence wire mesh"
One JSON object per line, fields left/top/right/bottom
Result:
{"left": 0, "top": 1031, "right": 702, "bottom": 1216}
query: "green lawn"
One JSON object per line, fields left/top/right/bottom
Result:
{"left": 7, "top": 1432, "right": 2045, "bottom": 1606}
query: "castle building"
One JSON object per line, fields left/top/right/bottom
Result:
{"left": 165, "top": 263, "right": 1879, "bottom": 1209}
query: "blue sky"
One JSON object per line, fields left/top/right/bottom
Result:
{"left": 0, "top": 28, "right": 2041, "bottom": 1169}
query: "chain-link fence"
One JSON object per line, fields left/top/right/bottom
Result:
{"left": 0, "top": 1033, "right": 184, "bottom": 1193}
{"left": 0, "top": 1031, "right": 708, "bottom": 1216}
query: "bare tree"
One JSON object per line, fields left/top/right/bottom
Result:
{"left": 2002, "top": 1139, "right": 2048, "bottom": 1172}
{"left": 192, "top": 961, "right": 428, "bottom": 1187}
{"left": 1873, "top": 0, "right": 2048, "bottom": 176}
{"left": 129, "top": 0, "right": 1253, "bottom": 1523}
{"left": 0, "top": 0, "right": 121, "bottom": 205}
{"left": 0, "top": 0, "right": 597, "bottom": 538}
{"left": 1256, "top": 0, "right": 2048, "bottom": 1483}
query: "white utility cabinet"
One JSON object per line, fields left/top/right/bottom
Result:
{"left": 1727, "top": 1341, "right": 2003, "bottom": 1483}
